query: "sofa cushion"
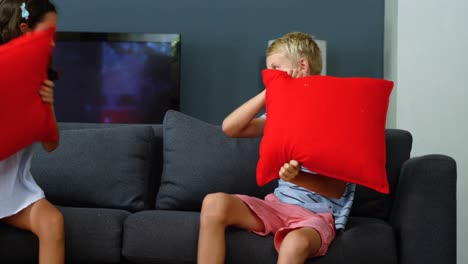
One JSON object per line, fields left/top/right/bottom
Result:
{"left": 155, "top": 110, "right": 267, "bottom": 211}
{"left": 0, "top": 27, "right": 58, "bottom": 161}
{"left": 0, "top": 206, "right": 129, "bottom": 264}
{"left": 318, "top": 217, "right": 397, "bottom": 264}
{"left": 59, "top": 207, "right": 130, "bottom": 263}
{"left": 31, "top": 126, "right": 155, "bottom": 212}
{"left": 0, "top": 223, "right": 38, "bottom": 263}
{"left": 225, "top": 217, "right": 396, "bottom": 264}
{"left": 123, "top": 211, "right": 396, "bottom": 264}
{"left": 123, "top": 210, "right": 201, "bottom": 263}
{"left": 257, "top": 69, "right": 393, "bottom": 194}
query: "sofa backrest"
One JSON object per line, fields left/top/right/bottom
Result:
{"left": 350, "top": 129, "right": 412, "bottom": 220}
{"left": 153, "top": 111, "right": 413, "bottom": 221}
{"left": 31, "top": 113, "right": 412, "bottom": 221}
{"left": 31, "top": 123, "right": 164, "bottom": 212}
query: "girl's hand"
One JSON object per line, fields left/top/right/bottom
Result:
{"left": 279, "top": 160, "right": 301, "bottom": 182}
{"left": 39, "top": 79, "right": 59, "bottom": 152}
{"left": 39, "top": 80, "right": 55, "bottom": 106}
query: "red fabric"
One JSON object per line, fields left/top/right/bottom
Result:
{"left": 0, "top": 28, "right": 58, "bottom": 161}
{"left": 256, "top": 69, "right": 393, "bottom": 194}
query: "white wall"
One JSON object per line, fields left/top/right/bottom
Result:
{"left": 384, "top": 0, "right": 398, "bottom": 128}
{"left": 385, "top": 0, "right": 468, "bottom": 263}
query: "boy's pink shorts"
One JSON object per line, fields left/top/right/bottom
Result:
{"left": 236, "top": 193, "right": 336, "bottom": 257}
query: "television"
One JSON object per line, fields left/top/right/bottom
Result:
{"left": 51, "top": 32, "right": 181, "bottom": 124}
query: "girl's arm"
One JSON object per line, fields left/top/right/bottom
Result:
{"left": 39, "top": 80, "right": 59, "bottom": 152}
{"left": 222, "top": 89, "right": 266, "bottom": 138}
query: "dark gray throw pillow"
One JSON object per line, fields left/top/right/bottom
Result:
{"left": 155, "top": 110, "right": 266, "bottom": 211}
{"left": 31, "top": 125, "right": 155, "bottom": 212}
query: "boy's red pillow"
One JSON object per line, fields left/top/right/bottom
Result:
{"left": 257, "top": 69, "right": 393, "bottom": 194}
{"left": 0, "top": 28, "right": 58, "bottom": 161}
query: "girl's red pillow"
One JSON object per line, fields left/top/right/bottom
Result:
{"left": 257, "top": 69, "right": 393, "bottom": 194}
{"left": 0, "top": 28, "right": 58, "bottom": 161}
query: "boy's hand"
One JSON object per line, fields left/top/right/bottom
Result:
{"left": 279, "top": 160, "right": 301, "bottom": 182}
{"left": 39, "top": 80, "right": 55, "bottom": 106}
{"left": 286, "top": 68, "right": 306, "bottom": 78}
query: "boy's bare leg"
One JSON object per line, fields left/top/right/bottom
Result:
{"left": 1, "top": 198, "right": 65, "bottom": 264}
{"left": 277, "top": 227, "right": 321, "bottom": 264}
{"left": 198, "top": 193, "right": 264, "bottom": 264}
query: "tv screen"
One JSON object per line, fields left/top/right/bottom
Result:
{"left": 51, "top": 32, "right": 181, "bottom": 124}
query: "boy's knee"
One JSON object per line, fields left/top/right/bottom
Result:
{"left": 279, "top": 229, "right": 321, "bottom": 259}
{"left": 200, "top": 193, "right": 232, "bottom": 225}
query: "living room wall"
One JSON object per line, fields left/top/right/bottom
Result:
{"left": 53, "top": 0, "right": 385, "bottom": 124}
{"left": 385, "top": 1, "right": 467, "bottom": 263}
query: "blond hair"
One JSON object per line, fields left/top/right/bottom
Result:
{"left": 267, "top": 32, "right": 322, "bottom": 75}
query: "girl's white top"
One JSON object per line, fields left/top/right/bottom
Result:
{"left": 0, "top": 145, "right": 44, "bottom": 218}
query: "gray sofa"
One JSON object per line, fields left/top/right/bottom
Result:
{"left": 0, "top": 110, "right": 457, "bottom": 264}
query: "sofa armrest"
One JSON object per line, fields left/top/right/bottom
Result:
{"left": 390, "top": 154, "right": 456, "bottom": 264}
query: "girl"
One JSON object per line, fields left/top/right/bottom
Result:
{"left": 0, "top": 1, "right": 64, "bottom": 263}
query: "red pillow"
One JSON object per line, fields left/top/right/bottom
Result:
{"left": 0, "top": 28, "right": 58, "bottom": 161}
{"left": 256, "top": 69, "right": 393, "bottom": 194}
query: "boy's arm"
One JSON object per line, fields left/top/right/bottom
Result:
{"left": 280, "top": 160, "right": 347, "bottom": 199}
{"left": 222, "top": 90, "right": 266, "bottom": 138}
{"left": 290, "top": 172, "right": 347, "bottom": 199}
{"left": 221, "top": 68, "right": 306, "bottom": 138}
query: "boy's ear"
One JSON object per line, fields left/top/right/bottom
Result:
{"left": 299, "top": 57, "right": 310, "bottom": 75}
{"left": 19, "top": 23, "right": 32, "bottom": 34}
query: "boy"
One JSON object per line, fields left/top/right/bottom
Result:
{"left": 197, "top": 32, "right": 355, "bottom": 264}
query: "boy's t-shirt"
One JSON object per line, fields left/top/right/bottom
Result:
{"left": 274, "top": 179, "right": 355, "bottom": 230}
{"left": 261, "top": 114, "right": 355, "bottom": 230}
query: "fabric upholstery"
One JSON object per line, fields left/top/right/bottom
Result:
{"left": 155, "top": 110, "right": 264, "bottom": 211}
{"left": 351, "top": 129, "right": 412, "bottom": 220}
{"left": 31, "top": 126, "right": 155, "bottom": 212}
{"left": 123, "top": 211, "right": 397, "bottom": 264}
{"left": 258, "top": 69, "right": 393, "bottom": 193}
